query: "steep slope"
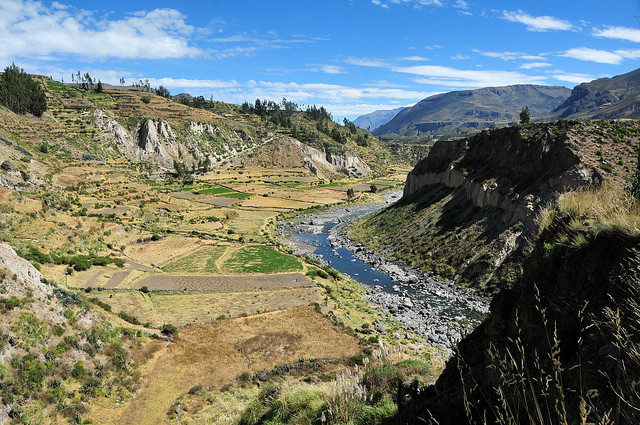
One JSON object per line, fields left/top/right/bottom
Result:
{"left": 374, "top": 85, "right": 570, "bottom": 139}
{"left": 351, "top": 120, "right": 639, "bottom": 292}
{"left": 0, "top": 243, "right": 144, "bottom": 424}
{"left": 550, "top": 67, "right": 640, "bottom": 119}
{"left": 400, "top": 187, "right": 640, "bottom": 424}
{"left": 353, "top": 107, "right": 406, "bottom": 132}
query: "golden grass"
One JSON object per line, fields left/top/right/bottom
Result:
{"left": 88, "top": 287, "right": 323, "bottom": 327}
{"left": 557, "top": 183, "right": 640, "bottom": 238}
{"left": 125, "top": 236, "right": 205, "bottom": 267}
{"left": 91, "top": 305, "right": 361, "bottom": 425}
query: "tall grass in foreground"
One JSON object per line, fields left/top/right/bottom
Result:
{"left": 452, "top": 183, "right": 640, "bottom": 425}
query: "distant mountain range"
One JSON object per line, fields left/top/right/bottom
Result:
{"left": 549, "top": 67, "right": 640, "bottom": 120}
{"left": 353, "top": 107, "right": 406, "bottom": 132}
{"left": 371, "top": 84, "right": 571, "bottom": 139}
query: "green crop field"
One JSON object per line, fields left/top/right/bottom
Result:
{"left": 222, "top": 245, "right": 303, "bottom": 273}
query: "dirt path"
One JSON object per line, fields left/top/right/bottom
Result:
{"left": 96, "top": 305, "right": 360, "bottom": 425}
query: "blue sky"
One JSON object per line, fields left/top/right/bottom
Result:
{"left": 3, "top": 0, "right": 640, "bottom": 120}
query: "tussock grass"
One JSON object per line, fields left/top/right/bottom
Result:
{"left": 557, "top": 183, "right": 640, "bottom": 238}
{"left": 538, "top": 184, "right": 640, "bottom": 250}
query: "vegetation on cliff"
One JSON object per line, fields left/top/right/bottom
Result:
{"left": 398, "top": 183, "right": 640, "bottom": 424}
{"left": 351, "top": 120, "right": 640, "bottom": 294}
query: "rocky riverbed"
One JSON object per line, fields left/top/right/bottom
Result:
{"left": 278, "top": 192, "right": 489, "bottom": 349}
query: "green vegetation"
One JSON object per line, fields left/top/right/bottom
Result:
{"left": 519, "top": 105, "right": 530, "bottom": 124}
{"left": 0, "top": 63, "right": 47, "bottom": 117}
{"left": 223, "top": 245, "right": 303, "bottom": 273}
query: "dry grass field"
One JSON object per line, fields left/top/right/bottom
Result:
{"left": 87, "top": 287, "right": 323, "bottom": 327}
{"left": 90, "top": 305, "right": 361, "bottom": 425}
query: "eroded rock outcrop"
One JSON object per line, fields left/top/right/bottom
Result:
{"left": 352, "top": 121, "right": 638, "bottom": 291}
{"left": 404, "top": 124, "right": 601, "bottom": 229}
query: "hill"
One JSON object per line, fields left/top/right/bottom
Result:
{"left": 351, "top": 120, "right": 640, "bottom": 293}
{"left": 373, "top": 85, "right": 571, "bottom": 140}
{"left": 550, "top": 67, "right": 640, "bottom": 119}
{"left": 0, "top": 76, "right": 396, "bottom": 190}
{"left": 353, "top": 107, "right": 406, "bottom": 132}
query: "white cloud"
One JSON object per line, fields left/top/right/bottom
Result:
{"left": 502, "top": 10, "right": 573, "bottom": 32}
{"left": 399, "top": 56, "right": 430, "bottom": 61}
{"left": 475, "top": 50, "right": 523, "bottom": 61}
{"left": 308, "top": 65, "right": 346, "bottom": 74}
{"left": 392, "top": 65, "right": 547, "bottom": 87}
{"left": 0, "top": 0, "right": 201, "bottom": 62}
{"left": 550, "top": 72, "right": 594, "bottom": 84}
{"left": 520, "top": 62, "right": 552, "bottom": 69}
{"left": 615, "top": 49, "right": 640, "bottom": 60}
{"left": 594, "top": 26, "right": 640, "bottom": 43}
{"left": 451, "top": 54, "right": 469, "bottom": 60}
{"left": 345, "top": 57, "right": 390, "bottom": 67}
{"left": 372, "top": 0, "right": 444, "bottom": 8}
{"left": 561, "top": 47, "right": 623, "bottom": 64}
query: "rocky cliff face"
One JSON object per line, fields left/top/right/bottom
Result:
{"left": 231, "top": 135, "right": 371, "bottom": 178}
{"left": 94, "top": 110, "right": 261, "bottom": 169}
{"left": 94, "top": 110, "right": 370, "bottom": 177}
{"left": 401, "top": 218, "right": 640, "bottom": 424}
{"left": 351, "top": 121, "right": 638, "bottom": 292}
{"left": 404, "top": 124, "right": 600, "bottom": 228}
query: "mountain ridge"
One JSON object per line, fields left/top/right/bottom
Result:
{"left": 374, "top": 84, "right": 571, "bottom": 140}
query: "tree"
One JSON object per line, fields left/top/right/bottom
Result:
{"left": 0, "top": 63, "right": 47, "bottom": 117}
{"left": 173, "top": 160, "right": 193, "bottom": 184}
{"left": 96, "top": 80, "right": 103, "bottom": 93}
{"left": 346, "top": 188, "right": 355, "bottom": 199}
{"left": 519, "top": 106, "right": 530, "bottom": 124}
{"left": 156, "top": 85, "right": 170, "bottom": 98}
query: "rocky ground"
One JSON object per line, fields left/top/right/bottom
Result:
{"left": 278, "top": 192, "right": 489, "bottom": 349}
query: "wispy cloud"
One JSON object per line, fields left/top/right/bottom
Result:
{"left": 502, "top": 10, "right": 574, "bottom": 32}
{"left": 475, "top": 50, "right": 524, "bottom": 61}
{"left": 398, "top": 56, "right": 430, "bottom": 61}
{"left": 392, "top": 65, "right": 547, "bottom": 87}
{"left": 345, "top": 57, "right": 390, "bottom": 67}
{"left": 0, "top": 0, "right": 201, "bottom": 62}
{"left": 560, "top": 47, "right": 640, "bottom": 64}
{"left": 474, "top": 50, "right": 549, "bottom": 62}
{"left": 520, "top": 62, "right": 552, "bottom": 69}
{"left": 371, "top": 0, "right": 444, "bottom": 9}
{"left": 549, "top": 72, "right": 594, "bottom": 85}
{"left": 594, "top": 26, "right": 640, "bottom": 43}
{"left": 307, "top": 64, "right": 347, "bottom": 74}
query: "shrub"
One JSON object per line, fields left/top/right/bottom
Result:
{"left": 71, "top": 360, "right": 86, "bottom": 379}
{"left": 11, "top": 313, "right": 49, "bottom": 349}
{"left": 161, "top": 323, "right": 178, "bottom": 338}
{"left": 139, "top": 286, "right": 150, "bottom": 294}
{"left": 117, "top": 311, "right": 141, "bottom": 326}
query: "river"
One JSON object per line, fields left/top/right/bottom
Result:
{"left": 278, "top": 191, "right": 488, "bottom": 349}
